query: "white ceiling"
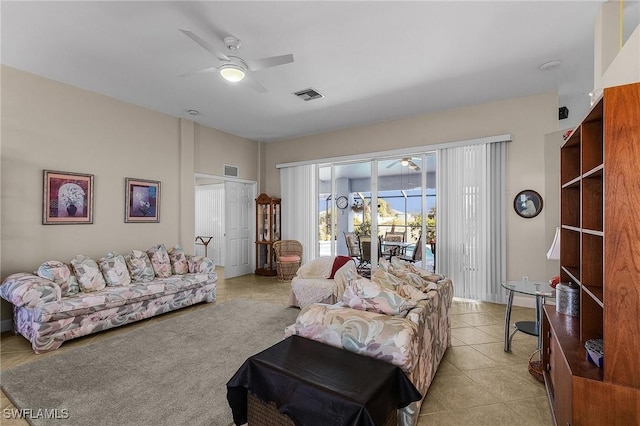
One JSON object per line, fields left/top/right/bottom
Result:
{"left": 2, "top": 1, "right": 636, "bottom": 143}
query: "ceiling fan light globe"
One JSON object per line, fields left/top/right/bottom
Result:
{"left": 220, "top": 65, "right": 246, "bottom": 82}
{"left": 400, "top": 159, "right": 409, "bottom": 166}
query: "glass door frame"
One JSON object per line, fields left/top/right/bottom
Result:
{"left": 316, "top": 152, "right": 434, "bottom": 270}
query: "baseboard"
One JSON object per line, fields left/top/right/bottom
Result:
{"left": 1, "top": 318, "right": 13, "bottom": 333}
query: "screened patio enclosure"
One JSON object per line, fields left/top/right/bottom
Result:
{"left": 318, "top": 153, "right": 436, "bottom": 271}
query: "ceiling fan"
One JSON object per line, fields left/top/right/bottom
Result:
{"left": 179, "top": 29, "right": 294, "bottom": 93}
{"left": 386, "top": 157, "right": 421, "bottom": 171}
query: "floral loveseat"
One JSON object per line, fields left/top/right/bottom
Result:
{"left": 285, "top": 257, "right": 453, "bottom": 426}
{"left": 0, "top": 244, "right": 217, "bottom": 354}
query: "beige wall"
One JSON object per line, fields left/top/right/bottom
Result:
{"left": 602, "top": 25, "right": 640, "bottom": 88}
{"left": 194, "top": 124, "right": 259, "bottom": 182}
{"left": 544, "top": 130, "right": 565, "bottom": 279}
{"left": 0, "top": 66, "right": 259, "bottom": 322}
{"left": 264, "top": 92, "right": 560, "bottom": 283}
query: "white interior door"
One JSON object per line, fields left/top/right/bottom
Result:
{"left": 224, "top": 181, "right": 254, "bottom": 278}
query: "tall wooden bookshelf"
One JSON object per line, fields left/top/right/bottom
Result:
{"left": 542, "top": 82, "right": 640, "bottom": 425}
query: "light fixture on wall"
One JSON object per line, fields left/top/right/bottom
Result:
{"left": 219, "top": 64, "right": 246, "bottom": 82}
{"left": 547, "top": 227, "right": 560, "bottom": 260}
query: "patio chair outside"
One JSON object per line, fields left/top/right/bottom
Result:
{"left": 344, "top": 231, "right": 361, "bottom": 260}
{"left": 358, "top": 236, "right": 372, "bottom": 276}
{"left": 378, "top": 235, "right": 398, "bottom": 259}
{"left": 398, "top": 234, "right": 422, "bottom": 263}
{"left": 384, "top": 232, "right": 405, "bottom": 242}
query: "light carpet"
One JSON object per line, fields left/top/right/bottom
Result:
{"left": 1, "top": 298, "right": 300, "bottom": 426}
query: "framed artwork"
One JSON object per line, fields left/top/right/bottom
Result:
{"left": 514, "top": 189, "right": 543, "bottom": 219}
{"left": 43, "top": 170, "right": 94, "bottom": 225}
{"left": 125, "top": 178, "right": 160, "bottom": 223}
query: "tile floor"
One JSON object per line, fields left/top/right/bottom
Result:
{"left": 1, "top": 270, "right": 553, "bottom": 425}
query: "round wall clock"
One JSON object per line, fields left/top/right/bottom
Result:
{"left": 336, "top": 196, "right": 349, "bottom": 209}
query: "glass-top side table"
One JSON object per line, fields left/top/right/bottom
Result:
{"left": 501, "top": 280, "right": 555, "bottom": 352}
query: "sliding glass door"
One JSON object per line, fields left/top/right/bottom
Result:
{"left": 376, "top": 154, "right": 436, "bottom": 271}
{"left": 316, "top": 153, "right": 436, "bottom": 272}
{"left": 317, "top": 161, "right": 372, "bottom": 259}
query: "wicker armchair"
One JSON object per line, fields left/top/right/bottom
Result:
{"left": 273, "top": 240, "right": 303, "bottom": 281}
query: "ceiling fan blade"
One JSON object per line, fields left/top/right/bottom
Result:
{"left": 244, "top": 54, "right": 294, "bottom": 72}
{"left": 179, "top": 29, "right": 230, "bottom": 62}
{"left": 178, "top": 66, "right": 219, "bottom": 78}
{"left": 242, "top": 74, "right": 268, "bottom": 93}
{"left": 386, "top": 160, "right": 400, "bottom": 169}
{"left": 408, "top": 161, "right": 421, "bottom": 171}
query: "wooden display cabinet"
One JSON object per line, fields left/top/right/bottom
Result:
{"left": 255, "top": 193, "right": 281, "bottom": 276}
{"left": 542, "top": 82, "right": 640, "bottom": 425}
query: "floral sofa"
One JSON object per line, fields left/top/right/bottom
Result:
{"left": 285, "top": 257, "right": 453, "bottom": 426}
{"left": 288, "top": 255, "right": 358, "bottom": 308}
{"left": 0, "top": 244, "right": 217, "bottom": 354}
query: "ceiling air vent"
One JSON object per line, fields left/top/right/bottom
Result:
{"left": 294, "top": 88, "right": 324, "bottom": 101}
{"left": 224, "top": 164, "right": 239, "bottom": 177}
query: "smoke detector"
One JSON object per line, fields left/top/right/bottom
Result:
{"left": 224, "top": 36, "right": 242, "bottom": 51}
{"left": 539, "top": 60, "right": 562, "bottom": 71}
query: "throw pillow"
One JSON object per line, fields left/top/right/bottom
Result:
{"left": 370, "top": 269, "right": 404, "bottom": 291}
{"left": 376, "top": 258, "right": 392, "bottom": 272}
{"left": 396, "top": 280, "right": 432, "bottom": 302}
{"left": 342, "top": 277, "right": 416, "bottom": 316}
{"left": 146, "top": 244, "right": 172, "bottom": 278}
{"left": 384, "top": 268, "right": 430, "bottom": 291}
{"left": 389, "top": 257, "right": 443, "bottom": 282}
{"left": 187, "top": 256, "right": 215, "bottom": 274}
{"left": 125, "top": 250, "right": 155, "bottom": 282}
{"left": 329, "top": 255, "right": 352, "bottom": 279}
{"left": 98, "top": 252, "right": 132, "bottom": 286}
{"left": 36, "top": 260, "right": 80, "bottom": 296}
{"left": 374, "top": 267, "right": 439, "bottom": 296}
{"left": 168, "top": 245, "right": 189, "bottom": 275}
{"left": 70, "top": 255, "right": 107, "bottom": 292}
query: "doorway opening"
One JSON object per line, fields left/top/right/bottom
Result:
{"left": 194, "top": 174, "right": 257, "bottom": 279}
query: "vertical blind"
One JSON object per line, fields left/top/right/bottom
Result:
{"left": 437, "top": 142, "right": 506, "bottom": 302}
{"left": 194, "top": 184, "right": 225, "bottom": 266}
{"left": 280, "top": 164, "right": 316, "bottom": 264}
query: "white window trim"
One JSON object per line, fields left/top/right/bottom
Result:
{"left": 276, "top": 134, "right": 511, "bottom": 169}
